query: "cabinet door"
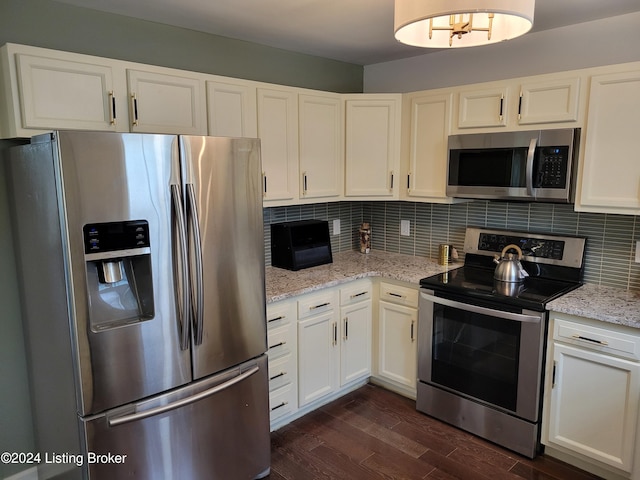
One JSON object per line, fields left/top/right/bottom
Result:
{"left": 457, "top": 87, "right": 508, "bottom": 128}
{"left": 577, "top": 70, "right": 640, "bottom": 214}
{"left": 257, "top": 87, "right": 299, "bottom": 203}
{"left": 299, "top": 93, "right": 343, "bottom": 200}
{"left": 127, "top": 69, "right": 206, "bottom": 134}
{"left": 406, "top": 93, "right": 452, "bottom": 200}
{"left": 518, "top": 78, "right": 580, "bottom": 125}
{"left": 16, "top": 54, "right": 117, "bottom": 131}
{"left": 298, "top": 311, "right": 337, "bottom": 406}
{"left": 344, "top": 96, "right": 401, "bottom": 198}
{"left": 378, "top": 301, "right": 417, "bottom": 390}
{"left": 340, "top": 301, "right": 372, "bottom": 386}
{"left": 206, "top": 80, "right": 257, "bottom": 137}
{"left": 548, "top": 343, "right": 640, "bottom": 472}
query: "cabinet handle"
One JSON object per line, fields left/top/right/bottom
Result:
{"left": 310, "top": 302, "right": 330, "bottom": 310}
{"left": 389, "top": 292, "right": 404, "bottom": 299}
{"left": 303, "top": 172, "right": 308, "bottom": 195}
{"left": 269, "top": 371, "right": 286, "bottom": 381}
{"left": 407, "top": 173, "right": 411, "bottom": 190}
{"left": 271, "top": 401, "right": 288, "bottom": 412}
{"left": 571, "top": 334, "right": 609, "bottom": 346}
{"left": 267, "top": 315, "right": 284, "bottom": 323}
{"left": 350, "top": 292, "right": 367, "bottom": 299}
{"left": 499, "top": 94, "right": 504, "bottom": 121}
{"left": 108, "top": 91, "right": 116, "bottom": 125}
{"left": 344, "top": 317, "right": 349, "bottom": 340}
{"left": 130, "top": 93, "right": 139, "bottom": 126}
{"left": 518, "top": 91, "right": 523, "bottom": 120}
{"left": 552, "top": 361, "right": 557, "bottom": 388}
{"left": 262, "top": 172, "right": 267, "bottom": 196}
{"left": 333, "top": 322, "right": 338, "bottom": 346}
{"left": 268, "top": 341, "right": 286, "bottom": 350}
{"left": 410, "top": 320, "right": 415, "bottom": 342}
{"left": 390, "top": 171, "right": 394, "bottom": 190}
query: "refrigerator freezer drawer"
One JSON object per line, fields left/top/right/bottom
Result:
{"left": 80, "top": 355, "right": 270, "bottom": 480}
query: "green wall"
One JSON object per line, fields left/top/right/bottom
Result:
{"left": 0, "top": 0, "right": 363, "bottom": 93}
{"left": 0, "top": 1, "right": 363, "bottom": 477}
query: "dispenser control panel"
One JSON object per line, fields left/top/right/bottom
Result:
{"left": 83, "top": 220, "right": 150, "bottom": 254}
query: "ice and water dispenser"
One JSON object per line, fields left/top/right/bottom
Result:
{"left": 83, "top": 220, "right": 155, "bottom": 331}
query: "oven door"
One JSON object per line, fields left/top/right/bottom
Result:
{"left": 418, "top": 290, "right": 547, "bottom": 422}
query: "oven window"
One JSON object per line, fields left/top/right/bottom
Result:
{"left": 432, "top": 304, "right": 520, "bottom": 412}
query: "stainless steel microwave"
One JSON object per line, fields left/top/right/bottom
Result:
{"left": 446, "top": 128, "right": 580, "bottom": 202}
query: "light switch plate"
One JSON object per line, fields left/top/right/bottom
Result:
{"left": 636, "top": 241, "right": 640, "bottom": 263}
{"left": 401, "top": 220, "right": 410, "bottom": 236}
{"left": 333, "top": 219, "right": 341, "bottom": 235}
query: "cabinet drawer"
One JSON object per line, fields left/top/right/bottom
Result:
{"left": 267, "top": 325, "right": 292, "bottom": 360}
{"left": 268, "top": 354, "right": 295, "bottom": 392}
{"left": 298, "top": 290, "right": 336, "bottom": 319}
{"left": 266, "top": 300, "right": 294, "bottom": 330}
{"left": 340, "top": 280, "right": 372, "bottom": 306}
{"left": 269, "top": 384, "right": 295, "bottom": 422}
{"left": 553, "top": 318, "right": 640, "bottom": 361}
{"left": 379, "top": 283, "right": 418, "bottom": 308}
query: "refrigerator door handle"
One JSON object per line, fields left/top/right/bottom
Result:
{"left": 186, "top": 183, "right": 205, "bottom": 345}
{"left": 171, "top": 184, "right": 191, "bottom": 351}
{"left": 108, "top": 365, "right": 260, "bottom": 427}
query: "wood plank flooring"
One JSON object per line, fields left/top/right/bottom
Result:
{"left": 267, "top": 384, "right": 602, "bottom": 480}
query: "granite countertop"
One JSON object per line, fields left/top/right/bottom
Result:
{"left": 266, "top": 249, "right": 458, "bottom": 303}
{"left": 267, "top": 249, "right": 640, "bottom": 330}
{"left": 547, "top": 283, "right": 640, "bottom": 329}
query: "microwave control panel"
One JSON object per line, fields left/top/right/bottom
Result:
{"left": 534, "top": 146, "right": 569, "bottom": 189}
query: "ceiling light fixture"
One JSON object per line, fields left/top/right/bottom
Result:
{"left": 394, "top": 0, "right": 535, "bottom": 48}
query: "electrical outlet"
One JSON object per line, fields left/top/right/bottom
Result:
{"left": 333, "top": 219, "right": 341, "bottom": 235}
{"left": 401, "top": 220, "right": 410, "bottom": 236}
{"left": 636, "top": 241, "right": 640, "bottom": 263}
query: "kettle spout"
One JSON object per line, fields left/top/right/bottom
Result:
{"left": 493, "top": 254, "right": 501, "bottom": 265}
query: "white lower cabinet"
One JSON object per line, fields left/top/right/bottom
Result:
{"left": 543, "top": 312, "right": 640, "bottom": 478}
{"left": 266, "top": 299, "right": 298, "bottom": 429}
{"left": 297, "top": 282, "right": 372, "bottom": 408}
{"left": 374, "top": 281, "right": 418, "bottom": 397}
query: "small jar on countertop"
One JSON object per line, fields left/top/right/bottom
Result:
{"left": 359, "top": 222, "right": 371, "bottom": 254}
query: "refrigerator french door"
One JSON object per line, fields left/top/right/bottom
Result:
{"left": 6, "top": 131, "right": 269, "bottom": 479}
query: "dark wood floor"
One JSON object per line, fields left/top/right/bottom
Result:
{"left": 267, "top": 384, "right": 602, "bottom": 480}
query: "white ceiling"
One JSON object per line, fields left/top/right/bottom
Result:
{"left": 54, "top": 0, "right": 640, "bottom": 65}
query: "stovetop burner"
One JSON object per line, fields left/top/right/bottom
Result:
{"left": 420, "top": 227, "right": 587, "bottom": 311}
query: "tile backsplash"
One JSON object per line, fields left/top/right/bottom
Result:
{"left": 264, "top": 201, "right": 640, "bottom": 291}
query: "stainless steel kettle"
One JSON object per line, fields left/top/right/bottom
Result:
{"left": 493, "top": 244, "right": 529, "bottom": 283}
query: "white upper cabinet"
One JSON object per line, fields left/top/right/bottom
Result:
{"left": 454, "top": 75, "right": 582, "bottom": 132}
{"left": 206, "top": 79, "right": 257, "bottom": 138}
{"left": 457, "top": 86, "right": 508, "bottom": 129}
{"left": 576, "top": 69, "right": 640, "bottom": 215}
{"left": 344, "top": 94, "right": 401, "bottom": 199}
{"left": 257, "top": 87, "right": 299, "bottom": 204}
{"left": 298, "top": 93, "right": 343, "bottom": 200}
{"left": 518, "top": 77, "right": 580, "bottom": 125}
{"left": 404, "top": 92, "right": 453, "bottom": 202}
{"left": 126, "top": 68, "right": 207, "bottom": 135}
{"left": 0, "top": 44, "right": 121, "bottom": 137}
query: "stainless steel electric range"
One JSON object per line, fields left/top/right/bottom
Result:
{"left": 417, "top": 227, "right": 586, "bottom": 458}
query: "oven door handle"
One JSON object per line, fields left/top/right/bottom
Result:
{"left": 421, "top": 292, "right": 542, "bottom": 324}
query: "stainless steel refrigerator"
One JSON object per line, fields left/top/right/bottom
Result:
{"left": 6, "top": 131, "right": 270, "bottom": 479}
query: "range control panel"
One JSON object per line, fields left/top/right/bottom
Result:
{"left": 478, "top": 232, "right": 565, "bottom": 260}
{"left": 83, "top": 220, "right": 150, "bottom": 254}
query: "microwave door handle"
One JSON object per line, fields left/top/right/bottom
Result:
{"left": 420, "top": 292, "right": 542, "bottom": 324}
{"left": 526, "top": 137, "right": 538, "bottom": 199}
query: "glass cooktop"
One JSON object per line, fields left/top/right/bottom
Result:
{"left": 420, "top": 265, "right": 582, "bottom": 312}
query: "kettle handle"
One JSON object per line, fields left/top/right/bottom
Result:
{"left": 500, "top": 244, "right": 523, "bottom": 260}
